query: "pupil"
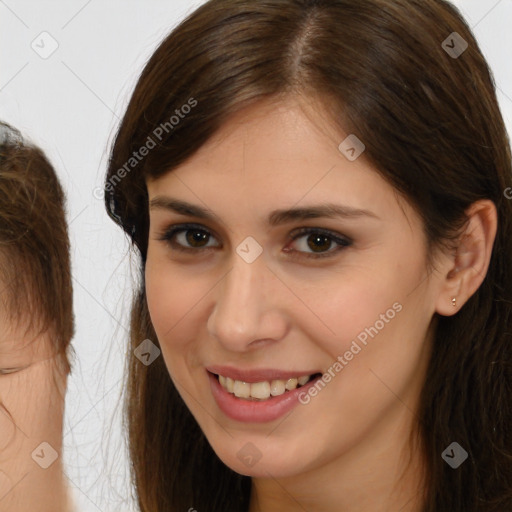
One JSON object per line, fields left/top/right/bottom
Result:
{"left": 187, "top": 230, "right": 208, "bottom": 247}
{"left": 308, "top": 234, "right": 330, "bottom": 252}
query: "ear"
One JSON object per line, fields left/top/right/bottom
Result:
{"left": 435, "top": 199, "right": 497, "bottom": 316}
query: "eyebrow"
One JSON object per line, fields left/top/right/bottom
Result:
{"left": 149, "top": 197, "right": 380, "bottom": 226}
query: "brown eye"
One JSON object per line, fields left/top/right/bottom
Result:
{"left": 159, "top": 223, "right": 220, "bottom": 252}
{"left": 286, "top": 228, "right": 352, "bottom": 259}
{"left": 184, "top": 229, "right": 211, "bottom": 248}
{"left": 306, "top": 233, "right": 333, "bottom": 252}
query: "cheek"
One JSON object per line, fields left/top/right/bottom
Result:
{"left": 145, "top": 257, "right": 186, "bottom": 335}
{"left": 0, "top": 361, "right": 64, "bottom": 467}
{"left": 299, "top": 267, "right": 400, "bottom": 344}
{"left": 145, "top": 257, "right": 208, "bottom": 366}
{"left": 309, "top": 255, "right": 427, "bottom": 380}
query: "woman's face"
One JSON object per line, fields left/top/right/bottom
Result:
{"left": 145, "top": 97, "right": 446, "bottom": 479}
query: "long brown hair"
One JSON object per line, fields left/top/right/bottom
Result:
{"left": 105, "top": 1, "right": 512, "bottom": 510}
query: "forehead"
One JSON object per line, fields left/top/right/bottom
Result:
{"left": 170, "top": 97, "right": 349, "bottom": 173}
{"left": 146, "top": 97, "right": 405, "bottom": 225}
{"left": 0, "top": 298, "right": 55, "bottom": 368}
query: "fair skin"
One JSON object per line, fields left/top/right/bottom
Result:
{"left": 0, "top": 305, "right": 71, "bottom": 512}
{"left": 145, "top": 96, "right": 497, "bottom": 512}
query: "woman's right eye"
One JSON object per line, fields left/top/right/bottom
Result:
{"left": 158, "top": 223, "right": 220, "bottom": 253}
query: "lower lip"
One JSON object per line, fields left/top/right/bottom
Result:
{"left": 208, "top": 371, "right": 321, "bottom": 423}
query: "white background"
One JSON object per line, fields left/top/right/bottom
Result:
{"left": 0, "top": 1, "right": 511, "bottom": 510}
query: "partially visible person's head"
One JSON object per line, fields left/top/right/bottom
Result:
{"left": 105, "top": 1, "right": 512, "bottom": 511}
{"left": 0, "top": 122, "right": 74, "bottom": 374}
{"left": 0, "top": 122, "right": 74, "bottom": 511}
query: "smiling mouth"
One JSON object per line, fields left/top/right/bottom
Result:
{"left": 213, "top": 372, "right": 323, "bottom": 401}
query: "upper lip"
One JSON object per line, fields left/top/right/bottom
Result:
{"left": 206, "top": 365, "right": 320, "bottom": 383}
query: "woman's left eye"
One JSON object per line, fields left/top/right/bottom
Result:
{"left": 287, "top": 227, "right": 352, "bottom": 259}
{"left": 158, "top": 223, "right": 352, "bottom": 259}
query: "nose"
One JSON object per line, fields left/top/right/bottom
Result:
{"left": 206, "top": 251, "right": 289, "bottom": 352}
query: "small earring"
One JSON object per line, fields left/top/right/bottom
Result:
{"left": 452, "top": 297, "right": 457, "bottom": 307}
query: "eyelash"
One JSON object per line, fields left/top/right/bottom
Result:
{"left": 157, "top": 223, "right": 352, "bottom": 259}
{"left": 0, "top": 367, "right": 23, "bottom": 375}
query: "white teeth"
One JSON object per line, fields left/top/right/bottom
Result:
{"left": 250, "top": 381, "right": 271, "bottom": 399}
{"left": 233, "top": 380, "right": 251, "bottom": 398}
{"left": 285, "top": 378, "right": 298, "bottom": 390}
{"left": 218, "top": 374, "right": 313, "bottom": 400}
{"left": 270, "top": 379, "right": 286, "bottom": 396}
